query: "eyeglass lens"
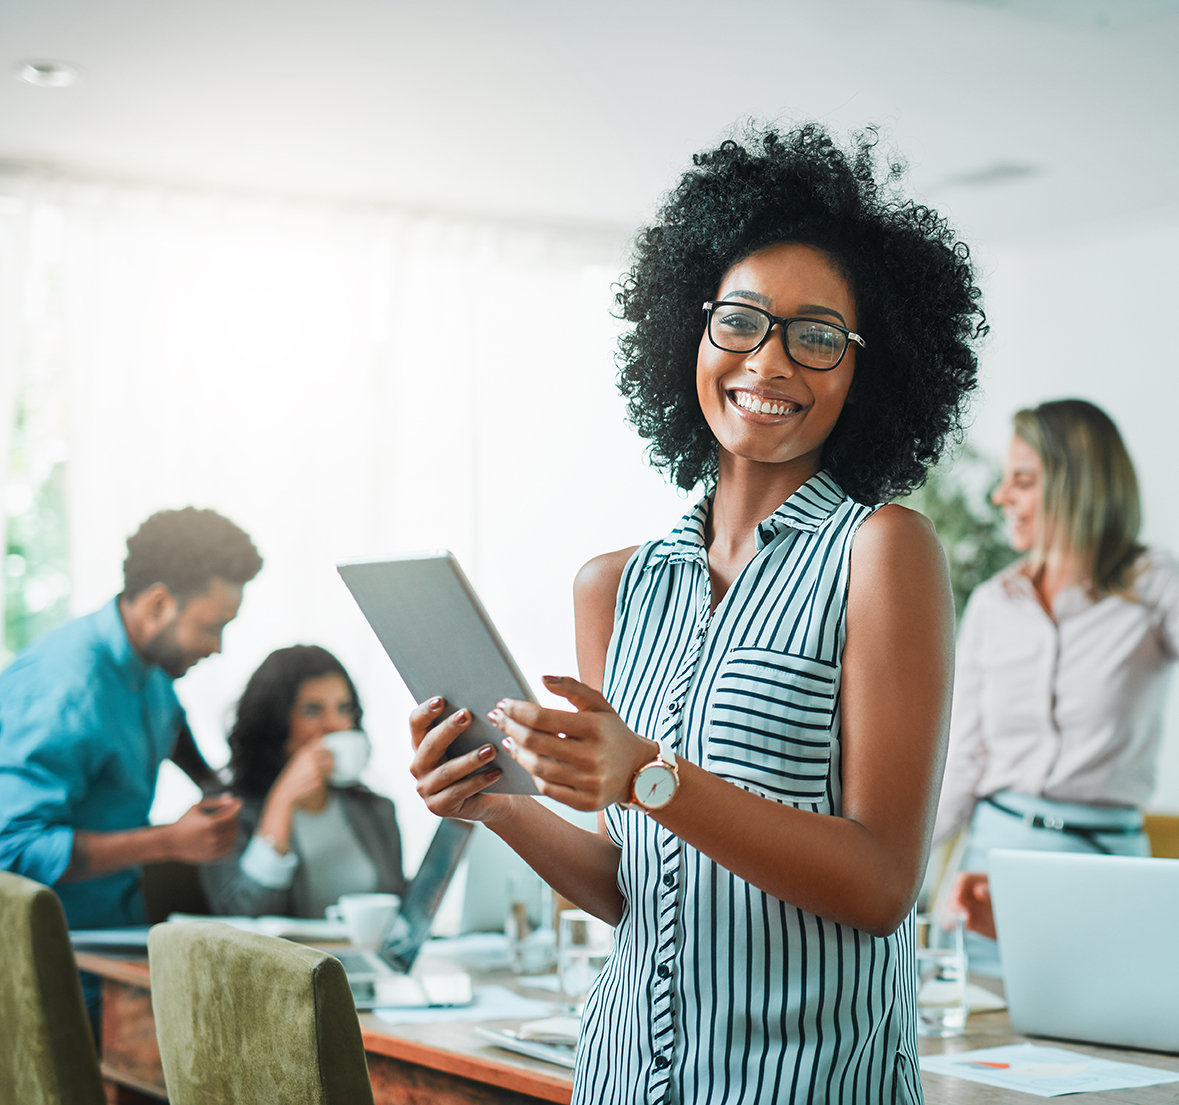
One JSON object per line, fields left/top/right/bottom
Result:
{"left": 709, "top": 303, "right": 847, "bottom": 370}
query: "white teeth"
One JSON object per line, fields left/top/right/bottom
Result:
{"left": 734, "top": 391, "right": 794, "bottom": 416}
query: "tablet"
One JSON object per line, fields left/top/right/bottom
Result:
{"left": 337, "top": 551, "right": 539, "bottom": 795}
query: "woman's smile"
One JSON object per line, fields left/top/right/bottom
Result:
{"left": 728, "top": 386, "right": 805, "bottom": 421}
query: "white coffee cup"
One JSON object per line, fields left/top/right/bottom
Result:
{"left": 326, "top": 891, "right": 401, "bottom": 947}
{"left": 321, "top": 729, "right": 370, "bottom": 787}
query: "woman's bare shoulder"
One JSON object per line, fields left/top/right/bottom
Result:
{"left": 850, "top": 503, "right": 949, "bottom": 598}
{"left": 574, "top": 547, "right": 641, "bottom": 607}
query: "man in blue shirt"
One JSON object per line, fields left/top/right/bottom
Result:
{"left": 0, "top": 507, "right": 262, "bottom": 1030}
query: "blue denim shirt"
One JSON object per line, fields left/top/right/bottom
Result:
{"left": 0, "top": 598, "right": 184, "bottom": 930}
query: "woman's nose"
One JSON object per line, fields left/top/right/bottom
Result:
{"left": 747, "top": 326, "right": 797, "bottom": 377}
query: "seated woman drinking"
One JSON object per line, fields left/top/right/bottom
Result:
{"left": 202, "top": 645, "right": 406, "bottom": 917}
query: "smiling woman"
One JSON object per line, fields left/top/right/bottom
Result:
{"left": 406, "top": 122, "right": 987, "bottom": 1105}
{"left": 936, "top": 399, "right": 1179, "bottom": 971}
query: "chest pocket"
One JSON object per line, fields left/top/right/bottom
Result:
{"left": 705, "top": 647, "right": 837, "bottom": 804}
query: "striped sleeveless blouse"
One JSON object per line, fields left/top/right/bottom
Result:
{"left": 573, "top": 472, "right": 923, "bottom": 1105}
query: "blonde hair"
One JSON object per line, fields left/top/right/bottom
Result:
{"left": 1013, "top": 399, "right": 1143, "bottom": 596}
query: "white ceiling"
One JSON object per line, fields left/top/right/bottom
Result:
{"left": 1, "top": 0, "right": 1177, "bottom": 247}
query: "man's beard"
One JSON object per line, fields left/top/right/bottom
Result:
{"left": 141, "top": 623, "right": 196, "bottom": 679}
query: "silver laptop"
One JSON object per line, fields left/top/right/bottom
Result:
{"left": 990, "top": 848, "right": 1179, "bottom": 1052}
{"left": 334, "top": 817, "right": 475, "bottom": 1009}
{"left": 336, "top": 550, "right": 539, "bottom": 795}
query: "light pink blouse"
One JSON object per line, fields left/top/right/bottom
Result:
{"left": 934, "top": 548, "right": 1179, "bottom": 843}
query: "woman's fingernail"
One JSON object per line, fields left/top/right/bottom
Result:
{"left": 501, "top": 736, "right": 515, "bottom": 752}
{"left": 488, "top": 708, "right": 504, "bottom": 724}
{"left": 428, "top": 696, "right": 443, "bottom": 710}
{"left": 455, "top": 709, "right": 469, "bottom": 724}
{"left": 487, "top": 769, "right": 503, "bottom": 781}
{"left": 542, "top": 674, "right": 562, "bottom": 682}
{"left": 478, "top": 744, "right": 495, "bottom": 760}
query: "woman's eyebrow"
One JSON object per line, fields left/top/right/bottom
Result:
{"left": 797, "top": 303, "right": 847, "bottom": 325}
{"left": 724, "top": 290, "right": 848, "bottom": 325}
{"left": 724, "top": 289, "right": 772, "bottom": 307}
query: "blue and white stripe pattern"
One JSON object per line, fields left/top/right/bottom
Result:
{"left": 573, "top": 472, "right": 923, "bottom": 1105}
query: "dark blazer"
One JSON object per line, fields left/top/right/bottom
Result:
{"left": 200, "top": 786, "right": 406, "bottom": 918}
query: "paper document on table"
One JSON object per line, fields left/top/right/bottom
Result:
{"left": 166, "top": 913, "right": 347, "bottom": 941}
{"left": 920, "top": 1043, "right": 1179, "bottom": 1097}
{"left": 371, "top": 983, "right": 552, "bottom": 1025}
{"left": 70, "top": 926, "right": 152, "bottom": 949}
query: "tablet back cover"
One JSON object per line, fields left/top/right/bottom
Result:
{"left": 338, "top": 551, "right": 538, "bottom": 795}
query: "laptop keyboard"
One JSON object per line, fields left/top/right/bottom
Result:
{"left": 335, "top": 952, "right": 376, "bottom": 974}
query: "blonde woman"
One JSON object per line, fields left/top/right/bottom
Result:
{"left": 935, "top": 399, "right": 1179, "bottom": 964}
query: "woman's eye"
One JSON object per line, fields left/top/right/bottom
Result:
{"left": 301, "top": 704, "right": 322, "bottom": 717}
{"left": 717, "top": 309, "right": 763, "bottom": 333}
{"left": 794, "top": 324, "right": 840, "bottom": 351}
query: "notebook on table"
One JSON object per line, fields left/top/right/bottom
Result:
{"left": 989, "top": 848, "right": 1179, "bottom": 1053}
{"left": 332, "top": 817, "right": 475, "bottom": 1010}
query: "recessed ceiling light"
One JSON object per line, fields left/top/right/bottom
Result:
{"left": 15, "top": 60, "right": 82, "bottom": 88}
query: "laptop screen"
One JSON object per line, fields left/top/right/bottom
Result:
{"left": 377, "top": 817, "right": 474, "bottom": 973}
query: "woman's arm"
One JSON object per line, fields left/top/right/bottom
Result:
{"left": 407, "top": 547, "right": 637, "bottom": 924}
{"left": 495, "top": 507, "right": 955, "bottom": 936}
{"left": 199, "top": 799, "right": 298, "bottom": 917}
{"left": 932, "top": 588, "right": 989, "bottom": 845}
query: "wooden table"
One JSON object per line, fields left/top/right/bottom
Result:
{"left": 76, "top": 952, "right": 1179, "bottom": 1105}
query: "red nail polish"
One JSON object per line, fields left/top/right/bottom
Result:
{"left": 478, "top": 744, "right": 494, "bottom": 759}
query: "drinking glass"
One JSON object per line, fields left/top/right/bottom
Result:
{"left": 914, "top": 912, "right": 968, "bottom": 1037}
{"left": 557, "top": 909, "right": 614, "bottom": 1014}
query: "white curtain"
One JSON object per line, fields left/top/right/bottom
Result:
{"left": 0, "top": 171, "right": 689, "bottom": 866}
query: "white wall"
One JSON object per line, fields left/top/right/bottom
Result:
{"left": 966, "top": 215, "right": 1179, "bottom": 811}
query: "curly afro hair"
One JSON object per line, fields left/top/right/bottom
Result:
{"left": 122, "top": 507, "right": 262, "bottom": 602}
{"left": 616, "top": 123, "right": 986, "bottom": 502}
{"left": 227, "top": 645, "right": 361, "bottom": 799}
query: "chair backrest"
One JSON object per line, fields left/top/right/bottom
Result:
{"left": 0, "top": 871, "right": 105, "bottom": 1105}
{"left": 148, "top": 921, "right": 375, "bottom": 1105}
{"left": 1144, "top": 813, "right": 1179, "bottom": 859}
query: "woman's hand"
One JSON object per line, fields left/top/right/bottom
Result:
{"left": 949, "top": 871, "right": 996, "bottom": 939}
{"left": 271, "top": 740, "right": 333, "bottom": 811}
{"left": 490, "top": 674, "right": 656, "bottom": 812}
{"left": 409, "top": 697, "right": 512, "bottom": 823}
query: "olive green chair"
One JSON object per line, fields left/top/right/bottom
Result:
{"left": 0, "top": 871, "right": 105, "bottom": 1105}
{"left": 147, "top": 921, "right": 375, "bottom": 1105}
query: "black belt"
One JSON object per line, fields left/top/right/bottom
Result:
{"left": 982, "top": 795, "right": 1140, "bottom": 856}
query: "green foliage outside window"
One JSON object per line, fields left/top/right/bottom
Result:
{"left": 899, "top": 444, "right": 1020, "bottom": 626}
{"left": 4, "top": 406, "right": 71, "bottom": 665}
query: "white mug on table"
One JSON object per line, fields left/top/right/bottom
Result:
{"left": 326, "top": 892, "right": 400, "bottom": 947}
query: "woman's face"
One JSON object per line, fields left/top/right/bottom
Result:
{"left": 696, "top": 242, "right": 858, "bottom": 478}
{"left": 992, "top": 435, "right": 1043, "bottom": 552}
{"left": 284, "top": 673, "right": 357, "bottom": 757}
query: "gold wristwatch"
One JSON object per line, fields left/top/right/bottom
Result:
{"left": 627, "top": 741, "right": 680, "bottom": 811}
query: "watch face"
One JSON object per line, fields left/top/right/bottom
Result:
{"left": 635, "top": 763, "right": 677, "bottom": 810}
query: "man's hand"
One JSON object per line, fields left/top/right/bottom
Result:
{"left": 165, "top": 794, "right": 242, "bottom": 864}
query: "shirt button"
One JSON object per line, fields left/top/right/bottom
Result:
{"left": 657, "top": 963, "right": 671, "bottom": 979}
{"left": 654, "top": 1054, "right": 670, "bottom": 1069}
{"left": 668, "top": 700, "right": 681, "bottom": 714}
{"left": 662, "top": 873, "right": 675, "bottom": 887}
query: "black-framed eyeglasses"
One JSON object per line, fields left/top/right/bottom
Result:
{"left": 702, "top": 301, "right": 866, "bottom": 371}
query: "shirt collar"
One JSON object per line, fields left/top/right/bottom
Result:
{"left": 646, "top": 470, "right": 848, "bottom": 568}
{"left": 96, "top": 596, "right": 156, "bottom": 691}
{"left": 998, "top": 561, "right": 1097, "bottom": 619}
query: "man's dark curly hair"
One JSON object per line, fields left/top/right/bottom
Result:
{"left": 616, "top": 123, "right": 986, "bottom": 502}
{"left": 227, "top": 645, "right": 362, "bottom": 799}
{"left": 122, "top": 507, "right": 263, "bottom": 602}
